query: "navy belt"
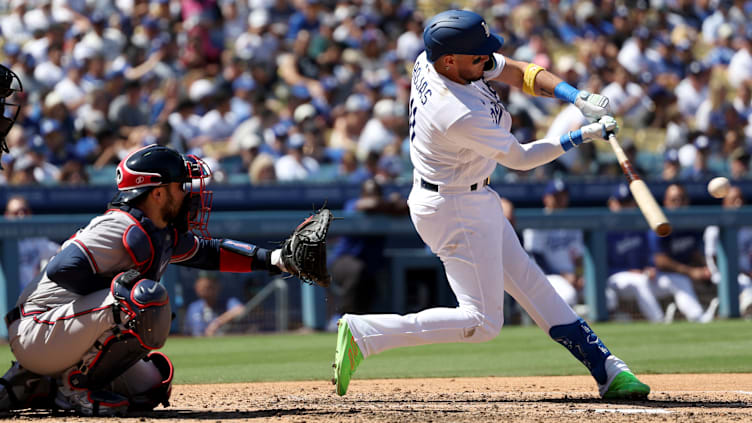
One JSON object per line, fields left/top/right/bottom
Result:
{"left": 420, "top": 177, "right": 490, "bottom": 192}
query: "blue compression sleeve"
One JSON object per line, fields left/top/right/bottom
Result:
{"left": 554, "top": 82, "right": 580, "bottom": 104}
{"left": 559, "top": 129, "right": 583, "bottom": 151}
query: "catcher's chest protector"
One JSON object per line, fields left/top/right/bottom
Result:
{"left": 115, "top": 207, "right": 176, "bottom": 281}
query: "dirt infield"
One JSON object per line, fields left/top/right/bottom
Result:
{"left": 3, "top": 373, "right": 751, "bottom": 422}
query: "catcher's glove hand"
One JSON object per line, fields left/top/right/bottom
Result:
{"left": 281, "top": 208, "right": 333, "bottom": 287}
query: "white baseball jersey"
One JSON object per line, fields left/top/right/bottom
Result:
{"left": 343, "top": 51, "right": 577, "bottom": 358}
{"left": 409, "top": 51, "right": 513, "bottom": 186}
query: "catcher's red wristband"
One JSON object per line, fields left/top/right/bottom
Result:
{"left": 219, "top": 248, "right": 252, "bottom": 272}
{"left": 218, "top": 240, "right": 271, "bottom": 272}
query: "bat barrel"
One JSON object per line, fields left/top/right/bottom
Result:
{"left": 609, "top": 133, "right": 672, "bottom": 237}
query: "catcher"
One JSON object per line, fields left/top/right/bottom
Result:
{"left": 0, "top": 143, "right": 332, "bottom": 416}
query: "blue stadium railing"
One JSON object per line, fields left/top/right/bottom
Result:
{"left": 0, "top": 206, "right": 748, "bottom": 336}
{"left": 2, "top": 179, "right": 751, "bottom": 214}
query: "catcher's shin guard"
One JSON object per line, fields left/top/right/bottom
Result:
{"left": 66, "top": 272, "right": 171, "bottom": 391}
{"left": 125, "top": 352, "right": 174, "bottom": 411}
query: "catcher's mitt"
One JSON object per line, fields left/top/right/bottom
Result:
{"left": 281, "top": 208, "right": 333, "bottom": 287}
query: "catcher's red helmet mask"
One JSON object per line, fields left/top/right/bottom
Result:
{"left": 111, "top": 145, "right": 213, "bottom": 237}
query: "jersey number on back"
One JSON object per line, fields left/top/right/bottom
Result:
{"left": 409, "top": 98, "right": 417, "bottom": 143}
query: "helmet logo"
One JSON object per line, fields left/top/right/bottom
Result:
{"left": 481, "top": 21, "right": 490, "bottom": 38}
{"left": 116, "top": 168, "right": 123, "bottom": 184}
{"left": 135, "top": 176, "right": 145, "bottom": 184}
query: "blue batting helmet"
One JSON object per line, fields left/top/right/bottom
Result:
{"left": 423, "top": 10, "right": 504, "bottom": 63}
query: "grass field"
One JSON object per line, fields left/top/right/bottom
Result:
{"left": 1, "top": 320, "right": 749, "bottom": 385}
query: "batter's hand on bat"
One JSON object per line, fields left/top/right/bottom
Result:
{"left": 580, "top": 116, "right": 619, "bottom": 142}
{"left": 574, "top": 91, "right": 611, "bottom": 122}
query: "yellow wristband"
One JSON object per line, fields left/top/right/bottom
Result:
{"left": 522, "top": 63, "right": 545, "bottom": 96}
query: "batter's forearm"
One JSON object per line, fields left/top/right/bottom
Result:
{"left": 529, "top": 69, "right": 563, "bottom": 98}
{"left": 493, "top": 137, "right": 565, "bottom": 171}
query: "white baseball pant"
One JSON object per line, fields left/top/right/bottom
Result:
{"left": 606, "top": 271, "right": 705, "bottom": 322}
{"left": 344, "top": 186, "right": 577, "bottom": 358}
{"left": 607, "top": 271, "right": 664, "bottom": 322}
{"left": 652, "top": 272, "right": 705, "bottom": 322}
{"left": 546, "top": 274, "right": 578, "bottom": 307}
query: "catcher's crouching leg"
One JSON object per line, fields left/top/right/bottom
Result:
{"left": 111, "top": 352, "right": 173, "bottom": 411}
{"left": 57, "top": 272, "right": 171, "bottom": 416}
{"left": 0, "top": 361, "right": 57, "bottom": 411}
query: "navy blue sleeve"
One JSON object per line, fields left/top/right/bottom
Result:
{"left": 174, "top": 238, "right": 222, "bottom": 269}
{"left": 46, "top": 244, "right": 113, "bottom": 295}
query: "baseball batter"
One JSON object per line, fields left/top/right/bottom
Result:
{"left": 0, "top": 143, "right": 332, "bottom": 416}
{"left": 333, "top": 10, "right": 650, "bottom": 399}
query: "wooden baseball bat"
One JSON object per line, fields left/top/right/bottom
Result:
{"left": 607, "top": 133, "right": 672, "bottom": 237}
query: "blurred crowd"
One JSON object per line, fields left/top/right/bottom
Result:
{"left": 0, "top": 0, "right": 750, "bottom": 187}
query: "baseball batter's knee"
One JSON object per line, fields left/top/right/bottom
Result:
{"left": 461, "top": 313, "right": 503, "bottom": 343}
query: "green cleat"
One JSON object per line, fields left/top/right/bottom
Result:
{"left": 602, "top": 371, "right": 651, "bottom": 400}
{"left": 332, "top": 319, "right": 363, "bottom": 396}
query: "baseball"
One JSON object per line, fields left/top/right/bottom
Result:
{"left": 708, "top": 177, "right": 730, "bottom": 198}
